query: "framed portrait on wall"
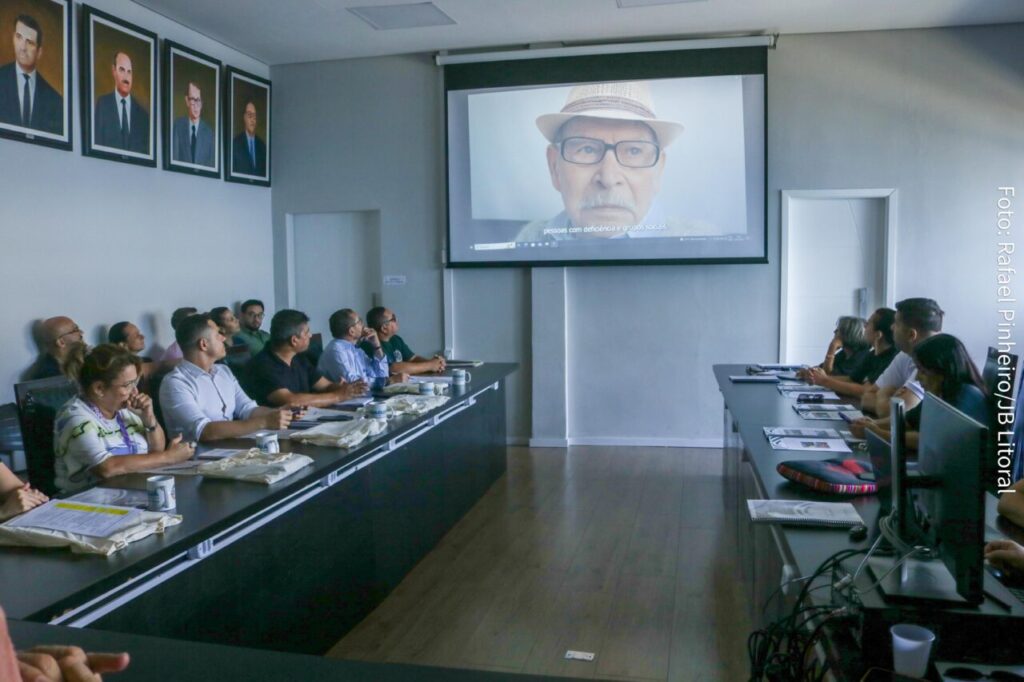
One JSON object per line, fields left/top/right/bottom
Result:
{"left": 162, "top": 40, "right": 220, "bottom": 178}
{"left": 80, "top": 4, "right": 156, "bottom": 166}
{"left": 224, "top": 66, "right": 270, "bottom": 186}
{"left": 0, "top": 0, "right": 72, "bottom": 150}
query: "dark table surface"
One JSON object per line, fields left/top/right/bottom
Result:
{"left": 714, "top": 363, "right": 1024, "bottom": 610}
{"left": 0, "top": 364, "right": 517, "bottom": 621}
{"left": 7, "top": 618, "right": 572, "bottom": 682}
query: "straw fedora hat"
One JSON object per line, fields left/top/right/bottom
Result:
{"left": 536, "top": 81, "right": 684, "bottom": 148}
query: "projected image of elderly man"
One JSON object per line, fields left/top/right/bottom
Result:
{"left": 517, "top": 81, "right": 711, "bottom": 243}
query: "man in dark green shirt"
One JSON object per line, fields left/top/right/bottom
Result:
{"left": 362, "top": 307, "right": 445, "bottom": 376}
{"left": 234, "top": 299, "right": 271, "bottom": 356}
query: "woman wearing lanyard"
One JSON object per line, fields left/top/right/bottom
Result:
{"left": 54, "top": 344, "right": 194, "bottom": 494}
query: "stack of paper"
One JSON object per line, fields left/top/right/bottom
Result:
{"left": 747, "top": 499, "right": 864, "bottom": 527}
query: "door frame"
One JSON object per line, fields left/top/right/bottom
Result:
{"left": 779, "top": 189, "right": 898, "bottom": 363}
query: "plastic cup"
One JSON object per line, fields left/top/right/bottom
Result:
{"left": 890, "top": 624, "right": 935, "bottom": 678}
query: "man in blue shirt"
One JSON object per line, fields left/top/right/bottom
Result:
{"left": 160, "top": 314, "right": 294, "bottom": 442}
{"left": 319, "top": 309, "right": 409, "bottom": 386}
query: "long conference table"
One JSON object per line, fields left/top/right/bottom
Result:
{"left": 0, "top": 363, "right": 570, "bottom": 679}
{"left": 715, "top": 364, "right": 1024, "bottom": 677}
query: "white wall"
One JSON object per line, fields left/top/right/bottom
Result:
{"left": 270, "top": 23, "right": 1024, "bottom": 445}
{"left": 0, "top": 0, "right": 272, "bottom": 402}
{"left": 770, "top": 26, "right": 1024, "bottom": 370}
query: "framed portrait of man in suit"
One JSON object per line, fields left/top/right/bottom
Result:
{"left": 80, "top": 5, "right": 156, "bottom": 167}
{"left": 162, "top": 40, "right": 220, "bottom": 178}
{"left": 224, "top": 66, "right": 270, "bottom": 187}
{"left": 0, "top": 0, "right": 71, "bottom": 150}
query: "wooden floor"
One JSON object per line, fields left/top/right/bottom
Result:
{"left": 327, "top": 445, "right": 751, "bottom": 681}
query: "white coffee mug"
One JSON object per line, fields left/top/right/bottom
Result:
{"left": 418, "top": 382, "right": 436, "bottom": 395}
{"left": 258, "top": 432, "right": 280, "bottom": 453}
{"left": 452, "top": 369, "right": 472, "bottom": 386}
{"left": 147, "top": 475, "right": 176, "bottom": 511}
{"left": 367, "top": 401, "right": 393, "bottom": 420}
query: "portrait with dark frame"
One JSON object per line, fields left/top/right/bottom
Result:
{"left": 0, "top": 0, "right": 72, "bottom": 150}
{"left": 80, "top": 4, "right": 156, "bottom": 167}
{"left": 224, "top": 66, "right": 270, "bottom": 186}
{"left": 162, "top": 40, "right": 220, "bottom": 178}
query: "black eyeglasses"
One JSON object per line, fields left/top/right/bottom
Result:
{"left": 58, "top": 327, "right": 83, "bottom": 340}
{"left": 558, "top": 136, "right": 660, "bottom": 168}
{"left": 385, "top": 316, "right": 397, "bottom": 325}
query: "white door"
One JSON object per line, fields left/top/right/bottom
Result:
{"left": 780, "top": 190, "right": 897, "bottom": 365}
{"left": 289, "top": 211, "right": 382, "bottom": 339}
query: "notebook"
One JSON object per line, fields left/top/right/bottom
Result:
{"left": 746, "top": 499, "right": 864, "bottom": 527}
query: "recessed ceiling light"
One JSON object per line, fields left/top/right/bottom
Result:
{"left": 617, "top": 0, "right": 709, "bottom": 7}
{"left": 348, "top": 2, "right": 456, "bottom": 30}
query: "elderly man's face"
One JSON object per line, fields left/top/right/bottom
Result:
{"left": 112, "top": 53, "right": 133, "bottom": 98}
{"left": 13, "top": 21, "right": 41, "bottom": 72}
{"left": 185, "top": 83, "right": 202, "bottom": 122}
{"left": 547, "top": 118, "right": 665, "bottom": 234}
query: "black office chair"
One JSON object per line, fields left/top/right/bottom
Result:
{"left": 14, "top": 376, "right": 77, "bottom": 496}
{"left": 982, "top": 346, "right": 1018, "bottom": 401}
{"left": 304, "top": 332, "right": 324, "bottom": 365}
{"left": 0, "top": 402, "right": 24, "bottom": 472}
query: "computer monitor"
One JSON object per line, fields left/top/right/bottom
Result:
{"left": 871, "top": 393, "right": 988, "bottom": 605}
{"left": 908, "top": 393, "right": 989, "bottom": 604}
{"left": 888, "top": 398, "right": 908, "bottom": 537}
{"left": 866, "top": 430, "right": 893, "bottom": 519}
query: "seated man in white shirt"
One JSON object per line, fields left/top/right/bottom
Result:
{"left": 159, "top": 313, "right": 294, "bottom": 442}
{"left": 318, "top": 309, "right": 409, "bottom": 386}
{"left": 859, "top": 297, "right": 942, "bottom": 417}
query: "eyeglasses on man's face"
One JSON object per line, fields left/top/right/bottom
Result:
{"left": 558, "top": 136, "right": 660, "bottom": 168}
{"left": 58, "top": 327, "right": 83, "bottom": 340}
{"left": 111, "top": 377, "right": 140, "bottom": 391}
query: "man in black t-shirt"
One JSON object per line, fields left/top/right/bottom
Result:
{"left": 247, "top": 309, "right": 365, "bottom": 407}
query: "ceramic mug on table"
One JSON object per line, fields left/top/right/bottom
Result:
{"left": 367, "top": 401, "right": 394, "bottom": 420}
{"left": 418, "top": 382, "right": 436, "bottom": 395}
{"left": 146, "top": 475, "right": 176, "bottom": 511}
{"left": 451, "top": 369, "right": 472, "bottom": 387}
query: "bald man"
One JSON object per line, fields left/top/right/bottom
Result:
{"left": 27, "top": 316, "right": 83, "bottom": 380}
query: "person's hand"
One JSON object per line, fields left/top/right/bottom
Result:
{"left": 290, "top": 406, "right": 308, "bottom": 421}
{"left": 848, "top": 418, "right": 874, "bottom": 439}
{"left": 986, "top": 539, "right": 1024, "bottom": 573}
{"left": 0, "top": 484, "right": 48, "bottom": 521}
{"left": 360, "top": 328, "right": 381, "bottom": 349}
{"left": 165, "top": 435, "right": 195, "bottom": 462}
{"left": 17, "top": 645, "right": 130, "bottom": 682}
{"left": 827, "top": 334, "right": 843, "bottom": 356}
{"left": 429, "top": 356, "right": 445, "bottom": 373}
{"left": 262, "top": 408, "right": 293, "bottom": 430}
{"left": 125, "top": 393, "right": 156, "bottom": 427}
{"left": 806, "top": 367, "right": 828, "bottom": 386}
{"left": 340, "top": 380, "right": 368, "bottom": 400}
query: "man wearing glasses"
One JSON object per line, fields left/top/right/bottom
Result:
{"left": 516, "top": 81, "right": 707, "bottom": 243}
{"left": 27, "top": 316, "right": 84, "bottom": 380}
{"left": 363, "top": 307, "right": 445, "bottom": 376}
{"left": 172, "top": 81, "right": 214, "bottom": 167}
{"left": 235, "top": 299, "right": 271, "bottom": 355}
